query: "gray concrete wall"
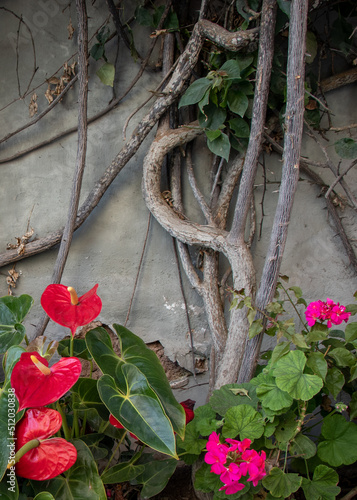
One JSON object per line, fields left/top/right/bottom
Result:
{"left": 1, "top": 0, "right": 356, "bottom": 405}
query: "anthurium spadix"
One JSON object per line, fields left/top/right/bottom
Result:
{"left": 11, "top": 351, "right": 81, "bottom": 411}
{"left": 41, "top": 283, "right": 102, "bottom": 335}
{"left": 13, "top": 407, "right": 77, "bottom": 480}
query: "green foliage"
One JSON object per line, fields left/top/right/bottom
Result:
{"left": 334, "top": 138, "right": 357, "bottom": 159}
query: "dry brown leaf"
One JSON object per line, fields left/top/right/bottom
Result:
{"left": 29, "top": 93, "right": 38, "bottom": 117}
{"left": 45, "top": 85, "right": 54, "bottom": 105}
{"left": 67, "top": 18, "right": 74, "bottom": 40}
{"left": 47, "top": 76, "right": 60, "bottom": 85}
{"left": 149, "top": 29, "right": 168, "bottom": 38}
{"left": 306, "top": 98, "right": 317, "bottom": 110}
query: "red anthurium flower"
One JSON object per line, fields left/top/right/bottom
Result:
{"left": 11, "top": 351, "right": 81, "bottom": 411}
{"left": 109, "top": 414, "right": 138, "bottom": 440}
{"left": 41, "top": 283, "right": 102, "bottom": 335}
{"left": 14, "top": 407, "right": 77, "bottom": 480}
{"left": 180, "top": 399, "right": 195, "bottom": 424}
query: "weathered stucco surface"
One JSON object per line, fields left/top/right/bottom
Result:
{"left": 0, "top": 0, "right": 356, "bottom": 404}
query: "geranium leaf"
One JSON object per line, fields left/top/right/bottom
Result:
{"left": 328, "top": 348, "right": 355, "bottom": 368}
{"left": 301, "top": 465, "right": 340, "bottom": 500}
{"left": 31, "top": 440, "right": 106, "bottom": 499}
{"left": 97, "top": 369, "right": 177, "bottom": 458}
{"left": 262, "top": 468, "right": 302, "bottom": 498}
{"left": 290, "top": 433, "right": 316, "bottom": 459}
{"left": 274, "top": 350, "right": 323, "bottom": 400}
{"left": 306, "top": 352, "right": 328, "bottom": 380}
{"left": 222, "top": 404, "right": 264, "bottom": 440}
{"left": 271, "top": 341, "right": 291, "bottom": 364}
{"left": 274, "top": 411, "right": 298, "bottom": 443}
{"left": 324, "top": 367, "right": 344, "bottom": 399}
{"left": 255, "top": 373, "right": 293, "bottom": 411}
{"left": 317, "top": 414, "right": 357, "bottom": 466}
{"left": 210, "top": 383, "right": 258, "bottom": 414}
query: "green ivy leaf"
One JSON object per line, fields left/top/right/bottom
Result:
{"left": 227, "top": 90, "right": 249, "bottom": 117}
{"left": 90, "top": 43, "right": 105, "bottom": 61}
{"left": 207, "top": 131, "right": 231, "bottom": 161}
{"left": 96, "top": 63, "right": 115, "bottom": 87}
{"left": 334, "top": 138, "right": 357, "bottom": 159}
{"left": 222, "top": 404, "right": 264, "bottom": 440}
{"left": 328, "top": 347, "right": 355, "bottom": 368}
{"left": 324, "top": 367, "right": 344, "bottom": 399}
{"left": 306, "top": 352, "right": 328, "bottom": 380}
{"left": 317, "top": 414, "right": 357, "bottom": 466}
{"left": 262, "top": 468, "right": 302, "bottom": 498}
{"left": 178, "top": 78, "right": 212, "bottom": 108}
{"left": 301, "top": 465, "right": 340, "bottom": 500}
{"left": 229, "top": 116, "right": 250, "bottom": 138}
{"left": 290, "top": 433, "right": 316, "bottom": 459}
{"left": 274, "top": 350, "right": 323, "bottom": 400}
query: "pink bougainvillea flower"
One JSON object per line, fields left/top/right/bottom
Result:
{"left": 14, "top": 407, "right": 77, "bottom": 480}
{"left": 41, "top": 283, "right": 102, "bottom": 335}
{"left": 109, "top": 414, "right": 139, "bottom": 440}
{"left": 11, "top": 351, "right": 81, "bottom": 411}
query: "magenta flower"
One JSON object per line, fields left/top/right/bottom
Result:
{"left": 305, "top": 298, "right": 351, "bottom": 328}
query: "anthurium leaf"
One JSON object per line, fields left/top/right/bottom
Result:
{"left": 262, "top": 468, "right": 302, "bottom": 498}
{"left": 222, "top": 404, "right": 264, "bottom": 440}
{"left": 227, "top": 89, "right": 249, "bottom": 117}
{"left": 96, "top": 63, "right": 115, "bottom": 87}
{"left": 3, "top": 345, "right": 26, "bottom": 380}
{"left": 0, "top": 474, "right": 18, "bottom": 499}
{"left": 255, "top": 373, "right": 293, "bottom": 411}
{"left": 317, "top": 414, "right": 357, "bottom": 466}
{"left": 0, "top": 294, "right": 33, "bottom": 324}
{"left": 301, "top": 465, "right": 340, "bottom": 500}
{"left": 207, "top": 131, "right": 231, "bottom": 161}
{"left": 178, "top": 78, "right": 212, "bottom": 108}
{"left": 324, "top": 367, "right": 344, "bottom": 399}
{"left": 345, "top": 322, "right": 357, "bottom": 342}
{"left": 86, "top": 326, "right": 185, "bottom": 438}
{"left": 58, "top": 338, "right": 92, "bottom": 360}
{"left": 79, "top": 433, "right": 109, "bottom": 461}
{"left": 0, "top": 382, "right": 18, "bottom": 481}
{"left": 0, "top": 324, "right": 25, "bottom": 354}
{"left": 71, "top": 378, "right": 109, "bottom": 421}
{"left": 290, "top": 433, "right": 316, "bottom": 459}
{"left": 31, "top": 440, "right": 106, "bottom": 499}
{"left": 306, "top": 352, "right": 328, "bottom": 380}
{"left": 328, "top": 347, "right": 355, "bottom": 368}
{"left": 97, "top": 369, "right": 177, "bottom": 458}
{"left": 134, "top": 458, "right": 177, "bottom": 499}
{"left": 33, "top": 493, "right": 56, "bottom": 500}
{"left": 101, "top": 461, "right": 145, "bottom": 484}
{"left": 274, "top": 350, "right": 323, "bottom": 400}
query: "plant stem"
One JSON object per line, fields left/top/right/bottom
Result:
{"left": 56, "top": 401, "right": 71, "bottom": 441}
{"left": 278, "top": 281, "right": 308, "bottom": 329}
{"left": 101, "top": 431, "right": 127, "bottom": 476}
{"left": 70, "top": 334, "right": 74, "bottom": 357}
{"left": 9, "top": 439, "right": 40, "bottom": 466}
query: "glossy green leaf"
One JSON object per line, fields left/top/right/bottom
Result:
{"left": 101, "top": 461, "right": 144, "bottom": 484}
{"left": 317, "top": 414, "right": 357, "bottom": 466}
{"left": 227, "top": 90, "right": 249, "bottom": 117}
{"left": 3, "top": 345, "right": 26, "bottom": 379}
{"left": 324, "top": 367, "right": 344, "bottom": 399}
{"left": 134, "top": 458, "right": 177, "bottom": 499}
{"left": 306, "top": 352, "right": 328, "bottom": 380}
{"left": 328, "top": 347, "right": 355, "bottom": 368}
{"left": 262, "top": 468, "right": 302, "bottom": 498}
{"left": 178, "top": 405, "right": 214, "bottom": 455}
{"left": 222, "top": 404, "right": 264, "bottom": 440}
{"left": 71, "top": 378, "right": 109, "bottom": 421}
{"left": 79, "top": 433, "right": 109, "bottom": 461}
{"left": 86, "top": 326, "right": 185, "bottom": 438}
{"left": 97, "top": 369, "right": 177, "bottom": 457}
{"left": 334, "top": 138, "right": 357, "bottom": 159}
{"left": 207, "top": 131, "right": 230, "bottom": 161}
{"left": 301, "top": 465, "right": 340, "bottom": 500}
{"left": 290, "top": 433, "right": 316, "bottom": 459}
{"left": 33, "top": 493, "right": 56, "bottom": 500}
{"left": 198, "top": 102, "right": 226, "bottom": 130}
{"left": 255, "top": 373, "right": 293, "bottom": 411}
{"left": 31, "top": 440, "right": 106, "bottom": 499}
{"left": 178, "top": 78, "right": 212, "bottom": 108}
{"left": 58, "top": 338, "right": 92, "bottom": 360}
{"left": 0, "top": 382, "right": 18, "bottom": 481}
{"left": 0, "top": 293, "right": 32, "bottom": 353}
{"left": 0, "top": 473, "right": 18, "bottom": 499}
{"left": 96, "top": 62, "right": 115, "bottom": 87}
{"left": 274, "top": 350, "right": 323, "bottom": 400}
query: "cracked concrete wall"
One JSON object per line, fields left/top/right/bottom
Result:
{"left": 1, "top": 0, "right": 357, "bottom": 406}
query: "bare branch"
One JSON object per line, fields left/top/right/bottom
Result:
{"left": 186, "top": 147, "right": 215, "bottom": 225}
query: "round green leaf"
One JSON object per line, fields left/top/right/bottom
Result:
{"left": 274, "top": 350, "right": 323, "bottom": 400}
{"left": 222, "top": 404, "right": 264, "bottom": 440}
{"left": 255, "top": 373, "right": 293, "bottom": 411}
{"left": 317, "top": 414, "right": 357, "bottom": 466}
{"left": 301, "top": 465, "right": 340, "bottom": 500}
{"left": 324, "top": 367, "right": 344, "bottom": 399}
{"left": 306, "top": 352, "right": 328, "bottom": 380}
{"left": 290, "top": 433, "right": 316, "bottom": 459}
{"left": 262, "top": 468, "right": 302, "bottom": 498}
